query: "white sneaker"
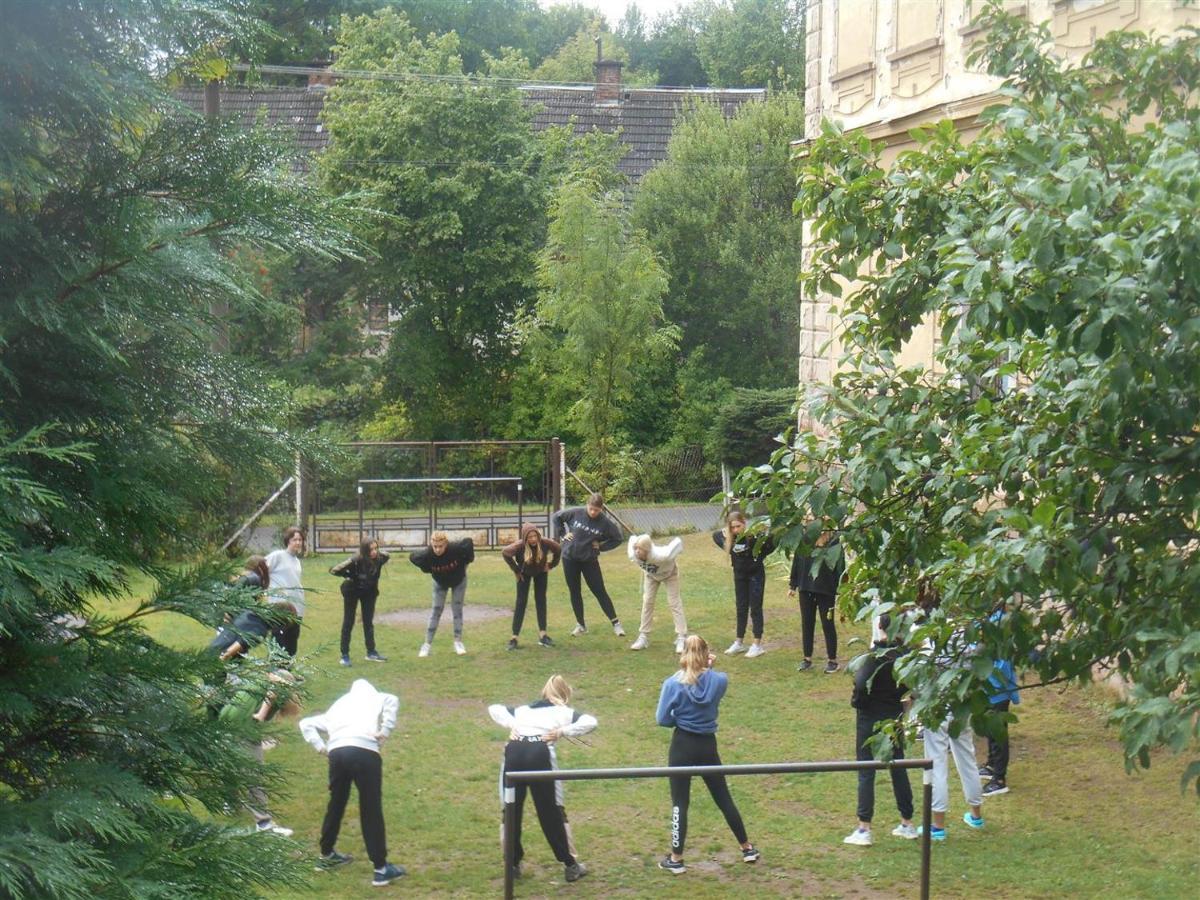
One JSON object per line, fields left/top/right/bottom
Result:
{"left": 571, "top": 623, "right": 587, "bottom": 636}
{"left": 674, "top": 635, "right": 686, "bottom": 654}
{"left": 843, "top": 827, "right": 872, "bottom": 846}
{"left": 891, "top": 823, "right": 919, "bottom": 840}
{"left": 256, "top": 820, "right": 294, "bottom": 838}
{"left": 745, "top": 642, "right": 765, "bottom": 658}
{"left": 725, "top": 639, "right": 746, "bottom": 655}
{"left": 418, "top": 642, "right": 431, "bottom": 658}
{"left": 629, "top": 633, "right": 649, "bottom": 651}
{"left": 612, "top": 621, "right": 626, "bottom": 637}
{"left": 454, "top": 640, "right": 467, "bottom": 656}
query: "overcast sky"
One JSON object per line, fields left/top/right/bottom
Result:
{"left": 540, "top": 0, "right": 686, "bottom": 28}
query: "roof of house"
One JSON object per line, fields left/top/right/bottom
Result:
{"left": 175, "top": 82, "right": 766, "bottom": 184}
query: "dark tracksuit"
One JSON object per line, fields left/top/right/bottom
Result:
{"left": 552, "top": 506, "right": 623, "bottom": 628}
{"left": 850, "top": 643, "right": 913, "bottom": 823}
{"left": 712, "top": 530, "right": 774, "bottom": 640}
{"left": 501, "top": 526, "right": 561, "bottom": 636}
{"left": 331, "top": 552, "right": 389, "bottom": 657}
{"left": 790, "top": 539, "right": 844, "bottom": 661}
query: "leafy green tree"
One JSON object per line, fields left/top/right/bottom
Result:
{"left": 635, "top": 4, "right": 708, "bottom": 86}
{"left": 632, "top": 93, "right": 805, "bottom": 408}
{"left": 741, "top": 8, "right": 1200, "bottom": 787}
{"left": 0, "top": 1, "right": 362, "bottom": 896}
{"left": 319, "top": 9, "right": 546, "bottom": 437}
{"left": 696, "top": 0, "right": 805, "bottom": 89}
{"left": 530, "top": 180, "right": 678, "bottom": 486}
{"left": 532, "top": 16, "right": 657, "bottom": 86}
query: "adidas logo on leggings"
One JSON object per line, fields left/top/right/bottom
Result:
{"left": 671, "top": 805, "right": 680, "bottom": 848}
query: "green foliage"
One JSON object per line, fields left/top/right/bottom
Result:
{"left": 695, "top": 0, "right": 806, "bottom": 89}
{"left": 711, "top": 387, "right": 796, "bottom": 470}
{"left": 619, "top": 2, "right": 708, "bottom": 87}
{"left": 532, "top": 15, "right": 658, "bottom": 86}
{"left": 633, "top": 93, "right": 805, "bottom": 395}
{"left": 740, "top": 6, "right": 1200, "bottom": 787}
{"left": 319, "top": 8, "right": 546, "bottom": 438}
{"left": 0, "top": 1, "right": 362, "bottom": 894}
{"left": 530, "top": 180, "right": 678, "bottom": 488}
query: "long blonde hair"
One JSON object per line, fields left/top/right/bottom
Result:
{"left": 676, "top": 635, "right": 710, "bottom": 685}
{"left": 521, "top": 527, "right": 544, "bottom": 567}
{"left": 541, "top": 674, "right": 573, "bottom": 706}
{"left": 722, "top": 511, "right": 747, "bottom": 559}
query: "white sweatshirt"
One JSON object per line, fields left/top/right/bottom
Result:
{"left": 627, "top": 535, "right": 682, "bottom": 582}
{"left": 488, "top": 700, "right": 597, "bottom": 741}
{"left": 299, "top": 679, "right": 399, "bottom": 754}
{"left": 265, "top": 548, "right": 305, "bottom": 616}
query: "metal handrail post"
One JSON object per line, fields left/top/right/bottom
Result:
{"left": 503, "top": 774, "right": 517, "bottom": 900}
{"left": 920, "top": 781, "right": 933, "bottom": 900}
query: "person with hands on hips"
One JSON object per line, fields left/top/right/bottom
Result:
{"left": 552, "top": 493, "right": 626, "bottom": 638}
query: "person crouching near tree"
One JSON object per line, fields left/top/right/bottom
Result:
{"left": 712, "top": 511, "right": 774, "bottom": 658}
{"left": 552, "top": 493, "right": 626, "bottom": 637}
{"left": 330, "top": 538, "right": 390, "bottom": 667}
{"left": 627, "top": 533, "right": 688, "bottom": 654}
{"left": 501, "top": 524, "right": 561, "bottom": 650}
{"left": 655, "top": 635, "right": 759, "bottom": 875}
{"left": 788, "top": 530, "right": 845, "bottom": 674}
{"left": 488, "top": 674, "right": 595, "bottom": 884}
{"left": 300, "top": 679, "right": 406, "bottom": 887}
{"left": 843, "top": 613, "right": 917, "bottom": 847}
{"left": 409, "top": 531, "right": 474, "bottom": 657}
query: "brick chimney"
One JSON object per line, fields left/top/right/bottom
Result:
{"left": 593, "top": 37, "right": 623, "bottom": 105}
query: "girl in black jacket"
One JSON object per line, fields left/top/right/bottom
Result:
{"left": 501, "top": 524, "right": 562, "bottom": 650}
{"left": 788, "top": 533, "right": 845, "bottom": 673}
{"left": 551, "top": 493, "right": 626, "bottom": 637}
{"left": 330, "top": 539, "right": 390, "bottom": 666}
{"left": 712, "top": 511, "right": 774, "bottom": 658}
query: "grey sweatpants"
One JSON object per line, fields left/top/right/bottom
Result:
{"left": 922, "top": 715, "right": 982, "bottom": 813}
{"left": 426, "top": 577, "right": 467, "bottom": 643}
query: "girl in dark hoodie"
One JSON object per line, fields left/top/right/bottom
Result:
{"left": 330, "top": 538, "right": 390, "bottom": 667}
{"left": 655, "top": 635, "right": 759, "bottom": 875}
{"left": 788, "top": 531, "right": 845, "bottom": 673}
{"left": 712, "top": 511, "right": 774, "bottom": 658}
{"left": 551, "top": 493, "right": 626, "bottom": 637}
{"left": 501, "top": 524, "right": 562, "bottom": 650}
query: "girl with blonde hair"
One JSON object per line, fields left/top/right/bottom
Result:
{"left": 712, "top": 511, "right": 775, "bottom": 658}
{"left": 488, "top": 675, "right": 596, "bottom": 883}
{"left": 501, "top": 524, "right": 561, "bottom": 650}
{"left": 655, "top": 636, "right": 759, "bottom": 875}
{"left": 627, "top": 533, "right": 688, "bottom": 654}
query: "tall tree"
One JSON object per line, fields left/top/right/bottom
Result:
{"left": 696, "top": 0, "right": 804, "bottom": 89}
{"left": 319, "top": 9, "right": 546, "bottom": 437}
{"left": 632, "top": 93, "right": 805, "bottom": 406}
{"left": 530, "top": 180, "right": 677, "bottom": 486}
{"left": 532, "top": 16, "right": 657, "bottom": 86}
{"left": 742, "top": 8, "right": 1200, "bottom": 787}
{"left": 0, "top": 1, "right": 361, "bottom": 895}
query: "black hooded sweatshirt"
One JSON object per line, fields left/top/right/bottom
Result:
{"left": 409, "top": 538, "right": 474, "bottom": 588}
{"left": 712, "top": 529, "right": 774, "bottom": 578}
{"left": 552, "top": 506, "right": 622, "bottom": 563}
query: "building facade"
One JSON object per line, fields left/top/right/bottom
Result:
{"left": 796, "top": 0, "right": 1199, "bottom": 422}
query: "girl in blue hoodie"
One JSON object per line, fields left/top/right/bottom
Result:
{"left": 655, "top": 635, "right": 759, "bottom": 875}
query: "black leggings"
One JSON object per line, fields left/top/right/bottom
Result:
{"left": 321, "top": 747, "right": 387, "bottom": 867}
{"left": 855, "top": 709, "right": 913, "bottom": 823}
{"left": 799, "top": 591, "right": 837, "bottom": 660}
{"left": 503, "top": 739, "right": 574, "bottom": 865}
{"left": 733, "top": 571, "right": 765, "bottom": 640}
{"left": 668, "top": 728, "right": 748, "bottom": 854}
{"left": 512, "top": 572, "right": 548, "bottom": 636}
{"left": 340, "top": 584, "right": 378, "bottom": 656}
{"left": 562, "top": 558, "right": 618, "bottom": 627}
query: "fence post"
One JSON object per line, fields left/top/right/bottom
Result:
{"left": 549, "top": 438, "right": 562, "bottom": 513}
{"left": 357, "top": 483, "right": 364, "bottom": 546}
{"left": 503, "top": 775, "right": 517, "bottom": 900}
{"left": 920, "top": 780, "right": 933, "bottom": 899}
{"left": 517, "top": 481, "right": 523, "bottom": 533}
{"left": 721, "top": 461, "right": 731, "bottom": 496}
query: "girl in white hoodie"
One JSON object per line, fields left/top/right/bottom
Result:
{"left": 299, "top": 680, "right": 406, "bottom": 887}
{"left": 627, "top": 534, "right": 688, "bottom": 653}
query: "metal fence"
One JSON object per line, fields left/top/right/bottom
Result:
{"left": 502, "top": 757, "right": 935, "bottom": 900}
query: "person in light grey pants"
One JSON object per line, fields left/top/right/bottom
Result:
{"left": 921, "top": 713, "right": 983, "bottom": 836}
{"left": 427, "top": 578, "right": 467, "bottom": 644}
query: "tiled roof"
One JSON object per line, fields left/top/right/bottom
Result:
{"left": 175, "top": 83, "right": 766, "bottom": 184}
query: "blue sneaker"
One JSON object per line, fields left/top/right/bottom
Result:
{"left": 962, "top": 812, "right": 985, "bottom": 830}
{"left": 917, "top": 825, "right": 946, "bottom": 842}
{"left": 339, "top": 655, "right": 351, "bottom": 667}
{"left": 658, "top": 855, "right": 686, "bottom": 875}
{"left": 372, "top": 863, "right": 406, "bottom": 886}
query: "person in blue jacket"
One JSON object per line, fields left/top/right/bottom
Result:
{"left": 982, "top": 654, "right": 1020, "bottom": 796}
{"left": 655, "top": 635, "right": 759, "bottom": 875}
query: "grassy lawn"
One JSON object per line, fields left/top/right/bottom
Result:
{"left": 125, "top": 533, "right": 1197, "bottom": 898}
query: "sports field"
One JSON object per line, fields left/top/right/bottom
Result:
{"left": 135, "top": 532, "right": 1198, "bottom": 898}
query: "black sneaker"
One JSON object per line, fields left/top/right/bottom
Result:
{"left": 564, "top": 861, "right": 588, "bottom": 882}
{"left": 978, "top": 765, "right": 995, "bottom": 780}
{"left": 982, "top": 778, "right": 1009, "bottom": 797}
{"left": 796, "top": 659, "right": 813, "bottom": 671}
{"left": 316, "top": 850, "right": 353, "bottom": 871}
{"left": 823, "top": 660, "right": 840, "bottom": 674}
{"left": 372, "top": 863, "right": 406, "bottom": 886}
{"left": 365, "top": 651, "right": 387, "bottom": 662}
{"left": 539, "top": 634, "right": 555, "bottom": 647}
{"left": 658, "top": 855, "right": 686, "bottom": 875}
{"left": 339, "top": 655, "right": 351, "bottom": 667}
{"left": 742, "top": 844, "right": 761, "bottom": 863}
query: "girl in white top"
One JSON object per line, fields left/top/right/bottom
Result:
{"left": 264, "top": 526, "right": 305, "bottom": 655}
{"left": 627, "top": 534, "right": 688, "bottom": 653}
{"left": 488, "top": 675, "right": 597, "bottom": 884}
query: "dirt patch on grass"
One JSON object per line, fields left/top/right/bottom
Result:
{"left": 376, "top": 604, "right": 511, "bottom": 626}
